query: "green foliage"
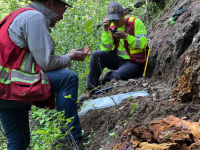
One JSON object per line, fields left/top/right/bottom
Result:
{"left": 130, "top": 103, "right": 136, "bottom": 115}
{"left": 101, "top": 128, "right": 117, "bottom": 143}
{"left": 0, "top": 143, "right": 6, "bottom": 150}
{"left": 83, "top": 128, "right": 95, "bottom": 147}
{"left": 0, "top": 0, "right": 27, "bottom": 19}
{"left": 109, "top": 132, "right": 117, "bottom": 138}
{"left": 147, "top": 2, "right": 161, "bottom": 15}
{"left": 0, "top": 124, "right": 6, "bottom": 150}
{"left": 129, "top": 98, "right": 136, "bottom": 114}
{"left": 29, "top": 106, "right": 73, "bottom": 150}
{"left": 126, "top": 3, "right": 146, "bottom": 18}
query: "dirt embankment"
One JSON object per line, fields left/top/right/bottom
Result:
{"left": 80, "top": 78, "right": 200, "bottom": 150}
{"left": 148, "top": 0, "right": 200, "bottom": 102}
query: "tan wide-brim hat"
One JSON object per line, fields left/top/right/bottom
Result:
{"left": 59, "top": 0, "right": 72, "bottom": 7}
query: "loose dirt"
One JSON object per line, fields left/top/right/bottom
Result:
{"left": 79, "top": 78, "right": 200, "bottom": 150}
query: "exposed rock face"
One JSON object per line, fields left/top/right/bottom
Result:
{"left": 113, "top": 115, "right": 200, "bottom": 150}
{"left": 147, "top": 0, "right": 200, "bottom": 102}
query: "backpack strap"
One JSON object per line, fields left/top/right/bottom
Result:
{"left": 0, "top": 13, "right": 13, "bottom": 29}
{"left": 124, "top": 17, "right": 136, "bottom": 55}
{"left": 125, "top": 17, "right": 136, "bottom": 36}
{"left": 0, "top": 7, "right": 36, "bottom": 30}
{"left": 125, "top": 17, "right": 149, "bottom": 59}
{"left": 109, "top": 25, "right": 118, "bottom": 52}
{"left": 110, "top": 17, "right": 136, "bottom": 52}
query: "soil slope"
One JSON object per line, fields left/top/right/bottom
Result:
{"left": 80, "top": 78, "right": 200, "bottom": 150}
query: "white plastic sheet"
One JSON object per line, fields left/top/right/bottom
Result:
{"left": 78, "top": 91, "right": 149, "bottom": 116}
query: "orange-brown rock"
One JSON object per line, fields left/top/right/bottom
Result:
{"left": 182, "top": 120, "right": 200, "bottom": 142}
{"left": 113, "top": 115, "right": 200, "bottom": 150}
{"left": 120, "top": 124, "right": 157, "bottom": 143}
{"left": 150, "top": 115, "right": 194, "bottom": 143}
{"left": 187, "top": 140, "right": 200, "bottom": 150}
{"left": 112, "top": 141, "right": 133, "bottom": 150}
{"left": 172, "top": 67, "right": 193, "bottom": 102}
{"left": 137, "top": 142, "right": 182, "bottom": 150}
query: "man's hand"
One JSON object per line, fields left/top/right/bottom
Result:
{"left": 103, "top": 18, "right": 111, "bottom": 31}
{"left": 113, "top": 31, "right": 128, "bottom": 39}
{"left": 84, "top": 46, "right": 91, "bottom": 55}
{"left": 67, "top": 46, "right": 91, "bottom": 61}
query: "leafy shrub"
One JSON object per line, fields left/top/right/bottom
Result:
{"left": 29, "top": 106, "right": 73, "bottom": 150}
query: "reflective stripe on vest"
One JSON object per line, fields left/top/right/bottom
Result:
{"left": 101, "top": 42, "right": 113, "bottom": 49}
{"left": 20, "top": 52, "right": 35, "bottom": 73}
{"left": 0, "top": 66, "right": 11, "bottom": 84}
{"left": 135, "top": 38, "right": 140, "bottom": 49}
{"left": 129, "top": 49, "right": 144, "bottom": 55}
{"left": 135, "top": 34, "right": 148, "bottom": 49}
{"left": 11, "top": 69, "right": 48, "bottom": 84}
{"left": 0, "top": 67, "right": 49, "bottom": 85}
{"left": 118, "top": 49, "right": 144, "bottom": 55}
{"left": 0, "top": 52, "right": 49, "bottom": 85}
{"left": 136, "top": 34, "right": 148, "bottom": 38}
{"left": 117, "top": 50, "right": 127, "bottom": 55}
{"left": 128, "top": 17, "right": 134, "bottom": 22}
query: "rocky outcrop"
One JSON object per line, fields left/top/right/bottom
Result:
{"left": 147, "top": 0, "right": 200, "bottom": 102}
{"left": 113, "top": 115, "right": 200, "bottom": 150}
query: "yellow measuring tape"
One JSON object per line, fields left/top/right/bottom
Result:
{"left": 143, "top": 49, "right": 151, "bottom": 78}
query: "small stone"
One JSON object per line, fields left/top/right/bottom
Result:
{"left": 181, "top": 116, "right": 187, "bottom": 120}
{"left": 129, "top": 88, "right": 134, "bottom": 91}
{"left": 140, "top": 103, "right": 148, "bottom": 113}
{"left": 142, "top": 83, "right": 149, "bottom": 87}
{"left": 153, "top": 86, "right": 159, "bottom": 91}
{"left": 152, "top": 93, "right": 157, "bottom": 99}
{"left": 119, "top": 106, "right": 125, "bottom": 110}
{"left": 150, "top": 87, "right": 154, "bottom": 91}
{"left": 147, "top": 105, "right": 153, "bottom": 113}
{"left": 128, "top": 79, "right": 136, "bottom": 82}
{"left": 110, "top": 79, "right": 117, "bottom": 83}
{"left": 135, "top": 104, "right": 140, "bottom": 111}
{"left": 143, "top": 87, "right": 150, "bottom": 92}
{"left": 113, "top": 82, "right": 117, "bottom": 86}
{"left": 185, "top": 105, "right": 198, "bottom": 113}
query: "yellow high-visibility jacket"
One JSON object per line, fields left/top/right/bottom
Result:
{"left": 100, "top": 17, "right": 148, "bottom": 63}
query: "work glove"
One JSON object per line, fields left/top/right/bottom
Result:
{"left": 170, "top": 5, "right": 187, "bottom": 26}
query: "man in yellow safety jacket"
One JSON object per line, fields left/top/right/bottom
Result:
{"left": 80, "top": 1, "right": 148, "bottom": 101}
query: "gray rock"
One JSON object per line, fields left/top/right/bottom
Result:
{"left": 128, "top": 79, "right": 136, "bottom": 82}
{"left": 142, "top": 83, "right": 149, "bottom": 87}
